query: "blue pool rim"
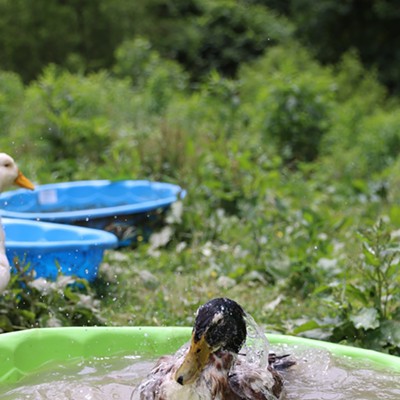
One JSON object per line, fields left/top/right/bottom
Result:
{"left": 0, "top": 180, "right": 186, "bottom": 222}
{"left": 3, "top": 218, "right": 118, "bottom": 252}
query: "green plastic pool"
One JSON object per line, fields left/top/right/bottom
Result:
{"left": 0, "top": 327, "right": 399, "bottom": 386}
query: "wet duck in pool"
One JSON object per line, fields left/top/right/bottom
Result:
{"left": 136, "top": 298, "right": 294, "bottom": 400}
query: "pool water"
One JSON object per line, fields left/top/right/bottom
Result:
{"left": 1, "top": 346, "right": 399, "bottom": 400}
{"left": 277, "top": 344, "right": 400, "bottom": 400}
{"left": 0, "top": 355, "right": 151, "bottom": 400}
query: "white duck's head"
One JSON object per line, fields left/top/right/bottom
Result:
{"left": 0, "top": 153, "right": 35, "bottom": 192}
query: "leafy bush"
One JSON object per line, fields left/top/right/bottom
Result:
{"left": 0, "top": 0, "right": 82, "bottom": 81}
{"left": 0, "top": 262, "right": 104, "bottom": 332}
{"left": 319, "top": 51, "right": 388, "bottom": 176}
{"left": 328, "top": 221, "right": 400, "bottom": 355}
{"left": 8, "top": 66, "right": 148, "bottom": 180}
{"left": 357, "top": 111, "right": 400, "bottom": 174}
{"left": 185, "top": 0, "right": 293, "bottom": 78}
{"left": 263, "top": 74, "right": 335, "bottom": 163}
{"left": 2, "top": 58, "right": 189, "bottom": 182}
{"left": 0, "top": 0, "right": 293, "bottom": 83}
{"left": 321, "top": 108, "right": 400, "bottom": 182}
{"left": 285, "top": 0, "right": 400, "bottom": 94}
{"left": 240, "top": 44, "right": 336, "bottom": 163}
{"left": 333, "top": 50, "right": 387, "bottom": 106}
{"left": 0, "top": 71, "right": 25, "bottom": 137}
{"left": 114, "top": 38, "right": 188, "bottom": 114}
{"left": 21, "top": 67, "right": 116, "bottom": 176}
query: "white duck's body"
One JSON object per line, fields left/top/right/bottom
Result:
{"left": 0, "top": 221, "right": 10, "bottom": 293}
{"left": 0, "top": 153, "right": 34, "bottom": 293}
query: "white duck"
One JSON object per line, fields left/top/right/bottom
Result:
{"left": 0, "top": 153, "right": 35, "bottom": 293}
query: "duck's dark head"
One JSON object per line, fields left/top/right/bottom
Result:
{"left": 175, "top": 298, "right": 247, "bottom": 385}
{"left": 193, "top": 297, "right": 247, "bottom": 353}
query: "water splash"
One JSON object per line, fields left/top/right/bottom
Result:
{"left": 243, "top": 311, "right": 270, "bottom": 368}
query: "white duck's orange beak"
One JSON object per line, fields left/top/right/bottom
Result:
{"left": 14, "top": 170, "right": 35, "bottom": 190}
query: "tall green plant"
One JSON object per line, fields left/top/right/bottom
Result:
{"left": 324, "top": 221, "right": 400, "bottom": 354}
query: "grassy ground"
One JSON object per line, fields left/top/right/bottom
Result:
{"left": 98, "top": 244, "right": 325, "bottom": 332}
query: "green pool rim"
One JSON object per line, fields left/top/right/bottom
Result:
{"left": 0, "top": 326, "right": 399, "bottom": 386}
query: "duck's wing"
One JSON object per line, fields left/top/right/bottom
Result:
{"left": 135, "top": 355, "right": 176, "bottom": 400}
{"left": 268, "top": 352, "right": 296, "bottom": 371}
{"left": 228, "top": 361, "right": 284, "bottom": 400}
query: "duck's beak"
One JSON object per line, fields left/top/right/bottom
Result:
{"left": 175, "top": 333, "right": 212, "bottom": 385}
{"left": 14, "top": 170, "right": 35, "bottom": 190}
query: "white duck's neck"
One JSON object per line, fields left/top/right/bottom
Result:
{"left": 0, "top": 216, "right": 6, "bottom": 253}
{"left": 0, "top": 216, "right": 11, "bottom": 293}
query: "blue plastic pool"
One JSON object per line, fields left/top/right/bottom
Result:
{"left": 3, "top": 218, "right": 118, "bottom": 281}
{"left": 0, "top": 180, "right": 186, "bottom": 246}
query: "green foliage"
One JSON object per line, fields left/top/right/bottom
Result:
{"left": 0, "top": 262, "right": 104, "bottom": 332}
{"left": 8, "top": 66, "right": 145, "bottom": 180}
{"left": 0, "top": 0, "right": 81, "bottom": 81}
{"left": 280, "top": 0, "right": 400, "bottom": 94}
{"left": 114, "top": 38, "right": 188, "bottom": 114}
{"left": 186, "top": 0, "right": 293, "bottom": 78}
{"left": 0, "top": 0, "right": 292, "bottom": 83}
{"left": 2, "top": 22, "right": 400, "bottom": 359}
{"left": 0, "top": 71, "right": 24, "bottom": 136}
{"left": 19, "top": 67, "right": 118, "bottom": 178}
{"left": 333, "top": 50, "right": 386, "bottom": 106}
{"left": 263, "top": 74, "right": 334, "bottom": 163}
{"left": 312, "top": 50, "right": 397, "bottom": 182}
{"left": 240, "top": 44, "right": 336, "bottom": 163}
{"left": 325, "top": 221, "right": 400, "bottom": 355}
{"left": 319, "top": 51, "right": 387, "bottom": 171}
{"left": 0, "top": 0, "right": 399, "bottom": 98}
{"left": 357, "top": 111, "right": 400, "bottom": 174}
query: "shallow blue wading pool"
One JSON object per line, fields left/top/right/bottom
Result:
{"left": 0, "top": 180, "right": 186, "bottom": 246}
{"left": 3, "top": 218, "right": 118, "bottom": 281}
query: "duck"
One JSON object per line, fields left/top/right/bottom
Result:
{"left": 0, "top": 153, "right": 35, "bottom": 293}
{"left": 136, "top": 298, "right": 293, "bottom": 400}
